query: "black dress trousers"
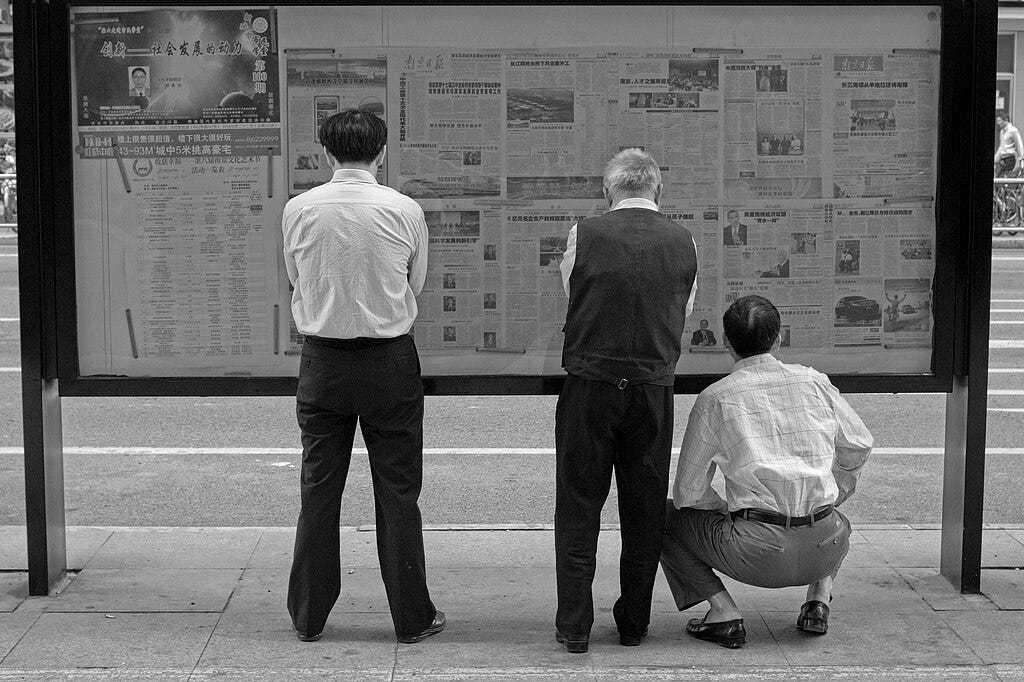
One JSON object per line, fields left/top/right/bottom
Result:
{"left": 287, "top": 334, "right": 436, "bottom": 639}
{"left": 554, "top": 374, "right": 674, "bottom": 639}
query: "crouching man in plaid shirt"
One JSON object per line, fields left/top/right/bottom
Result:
{"left": 661, "top": 295, "right": 873, "bottom": 649}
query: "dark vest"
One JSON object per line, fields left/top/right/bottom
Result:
{"left": 562, "top": 207, "right": 697, "bottom": 387}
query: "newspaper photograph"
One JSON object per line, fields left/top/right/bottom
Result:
{"left": 285, "top": 55, "right": 386, "bottom": 195}
{"left": 882, "top": 277, "right": 932, "bottom": 344}
{"left": 833, "top": 278, "right": 884, "bottom": 346}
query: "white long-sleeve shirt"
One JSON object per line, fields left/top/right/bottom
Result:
{"left": 282, "top": 168, "right": 428, "bottom": 339}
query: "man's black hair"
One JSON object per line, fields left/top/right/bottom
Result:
{"left": 319, "top": 108, "right": 387, "bottom": 165}
{"left": 131, "top": 67, "right": 147, "bottom": 77}
{"left": 723, "top": 295, "right": 780, "bottom": 358}
{"left": 997, "top": 110, "right": 1010, "bottom": 122}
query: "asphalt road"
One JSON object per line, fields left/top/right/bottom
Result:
{"left": 1, "top": 238, "right": 1022, "bottom": 526}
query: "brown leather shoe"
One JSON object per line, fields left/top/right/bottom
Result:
{"left": 397, "top": 611, "right": 446, "bottom": 644}
{"left": 797, "top": 600, "right": 829, "bottom": 634}
{"left": 686, "top": 613, "right": 746, "bottom": 648}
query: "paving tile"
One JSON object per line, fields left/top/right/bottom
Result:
{"left": 994, "top": 664, "right": 1024, "bottom": 680}
{"left": 900, "top": 568, "right": 998, "bottom": 611}
{"left": 0, "top": 671, "right": 190, "bottom": 680}
{"left": 838, "top": 530, "right": 886, "bottom": 567}
{"left": 1, "top": 612, "right": 216, "bottom": 668}
{"left": 941, "top": 612, "right": 1024, "bottom": 663}
{"left": 197, "top": 610, "right": 396, "bottom": 670}
{"left": 394, "top": 670, "right": 594, "bottom": 681}
{"left": 859, "top": 530, "right": 941, "bottom": 567}
{"left": 983, "top": 531, "right": 1024, "bottom": 567}
{"left": 720, "top": 566, "right": 929, "bottom": 614}
{"left": 0, "top": 612, "right": 38, "bottom": 659}
{"left": 226, "top": 567, "right": 387, "bottom": 613}
{"left": 764, "top": 611, "right": 982, "bottom": 666}
{"left": 247, "top": 528, "right": 378, "bottom": 568}
{"left": 85, "top": 528, "right": 260, "bottom": 569}
{"left": 981, "top": 569, "right": 1024, "bottom": 610}
{"left": 47, "top": 569, "right": 241, "bottom": 613}
{"left": 0, "top": 573, "right": 27, "bottom": 612}
{"left": 0, "top": 527, "right": 113, "bottom": 571}
{"left": 192, "top": 670, "right": 391, "bottom": 681}
{"left": 424, "top": 530, "right": 558, "bottom": 568}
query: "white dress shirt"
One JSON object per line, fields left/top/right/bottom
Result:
{"left": 282, "top": 168, "right": 428, "bottom": 339}
{"left": 559, "top": 197, "right": 697, "bottom": 317}
{"left": 672, "top": 353, "right": 873, "bottom": 516}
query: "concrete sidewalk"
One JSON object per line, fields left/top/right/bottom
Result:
{"left": 2, "top": 525, "right": 1024, "bottom": 680}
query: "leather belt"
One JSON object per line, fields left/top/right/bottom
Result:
{"left": 731, "top": 505, "right": 834, "bottom": 528}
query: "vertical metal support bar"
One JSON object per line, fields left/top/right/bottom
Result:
{"left": 15, "top": 0, "right": 66, "bottom": 594}
{"left": 940, "top": 0, "right": 996, "bottom": 593}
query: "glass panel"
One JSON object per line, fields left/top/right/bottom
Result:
{"left": 998, "top": 33, "right": 1015, "bottom": 74}
{"left": 68, "top": 4, "right": 942, "bottom": 377}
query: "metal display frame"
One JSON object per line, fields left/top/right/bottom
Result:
{"left": 16, "top": 0, "right": 995, "bottom": 595}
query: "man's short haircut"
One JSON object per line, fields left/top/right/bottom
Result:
{"left": 131, "top": 67, "right": 147, "bottom": 77}
{"left": 319, "top": 108, "right": 387, "bottom": 164}
{"left": 727, "top": 209, "right": 739, "bottom": 219}
{"left": 997, "top": 110, "right": 1010, "bottom": 122}
{"left": 723, "top": 295, "right": 781, "bottom": 358}
{"left": 603, "top": 148, "right": 661, "bottom": 198}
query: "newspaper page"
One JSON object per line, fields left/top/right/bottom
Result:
{"left": 615, "top": 54, "right": 722, "bottom": 203}
{"left": 389, "top": 49, "right": 504, "bottom": 199}
{"left": 284, "top": 54, "right": 386, "bottom": 196}
{"left": 830, "top": 51, "right": 938, "bottom": 199}
{"left": 71, "top": 7, "right": 284, "bottom": 375}
{"left": 723, "top": 51, "right": 825, "bottom": 202}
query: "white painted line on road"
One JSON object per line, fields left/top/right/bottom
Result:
{"left": 990, "top": 408, "right": 1024, "bottom": 413}
{"left": 2, "top": 446, "right": 1024, "bottom": 456}
{"left": 0, "top": 253, "right": 16, "bottom": 257}
{"left": 990, "top": 320, "right": 1024, "bottom": 324}
{"left": 0, "top": 367, "right": 18, "bottom": 372}
{"left": 990, "top": 389, "right": 1024, "bottom": 395}
{"left": 990, "top": 368, "right": 1024, "bottom": 373}
{"left": 0, "top": 317, "right": 18, "bottom": 322}
{"left": 991, "top": 340, "right": 1024, "bottom": 348}
{"left": 993, "top": 255, "right": 1024, "bottom": 260}
{"left": 991, "top": 309, "right": 1024, "bottom": 313}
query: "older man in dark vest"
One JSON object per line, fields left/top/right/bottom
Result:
{"left": 554, "top": 148, "right": 698, "bottom": 653}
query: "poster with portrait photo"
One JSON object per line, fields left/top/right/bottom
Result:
{"left": 73, "top": 8, "right": 279, "bottom": 127}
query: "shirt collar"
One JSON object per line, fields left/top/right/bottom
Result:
{"left": 732, "top": 352, "right": 780, "bottom": 372}
{"left": 330, "top": 168, "right": 378, "bottom": 184}
{"left": 610, "top": 197, "right": 658, "bottom": 212}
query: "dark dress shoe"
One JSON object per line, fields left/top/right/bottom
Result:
{"left": 797, "top": 600, "right": 829, "bottom": 634}
{"left": 619, "top": 629, "right": 648, "bottom": 646}
{"left": 397, "top": 610, "right": 446, "bottom": 644}
{"left": 686, "top": 613, "right": 746, "bottom": 649}
{"left": 294, "top": 628, "right": 322, "bottom": 642}
{"left": 556, "top": 630, "right": 589, "bottom": 653}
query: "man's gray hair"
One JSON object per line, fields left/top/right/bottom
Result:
{"left": 603, "top": 148, "right": 662, "bottom": 198}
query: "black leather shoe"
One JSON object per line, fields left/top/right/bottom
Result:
{"left": 294, "top": 627, "right": 322, "bottom": 642}
{"left": 686, "top": 613, "right": 746, "bottom": 649}
{"left": 397, "top": 611, "right": 446, "bottom": 644}
{"left": 556, "top": 630, "right": 589, "bottom": 653}
{"left": 797, "top": 600, "right": 829, "bottom": 634}
{"left": 619, "top": 629, "right": 648, "bottom": 646}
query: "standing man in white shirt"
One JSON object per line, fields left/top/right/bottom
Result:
{"left": 995, "top": 110, "right": 1024, "bottom": 177}
{"left": 662, "top": 295, "right": 872, "bottom": 649}
{"left": 555, "top": 148, "right": 698, "bottom": 653}
{"left": 282, "top": 109, "right": 443, "bottom": 645}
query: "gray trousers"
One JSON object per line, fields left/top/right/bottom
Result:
{"left": 660, "top": 500, "right": 851, "bottom": 610}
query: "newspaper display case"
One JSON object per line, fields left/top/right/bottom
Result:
{"left": 16, "top": 0, "right": 995, "bottom": 595}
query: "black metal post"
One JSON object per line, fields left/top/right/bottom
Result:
{"left": 15, "top": 0, "right": 66, "bottom": 594}
{"left": 940, "top": 0, "right": 996, "bottom": 593}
